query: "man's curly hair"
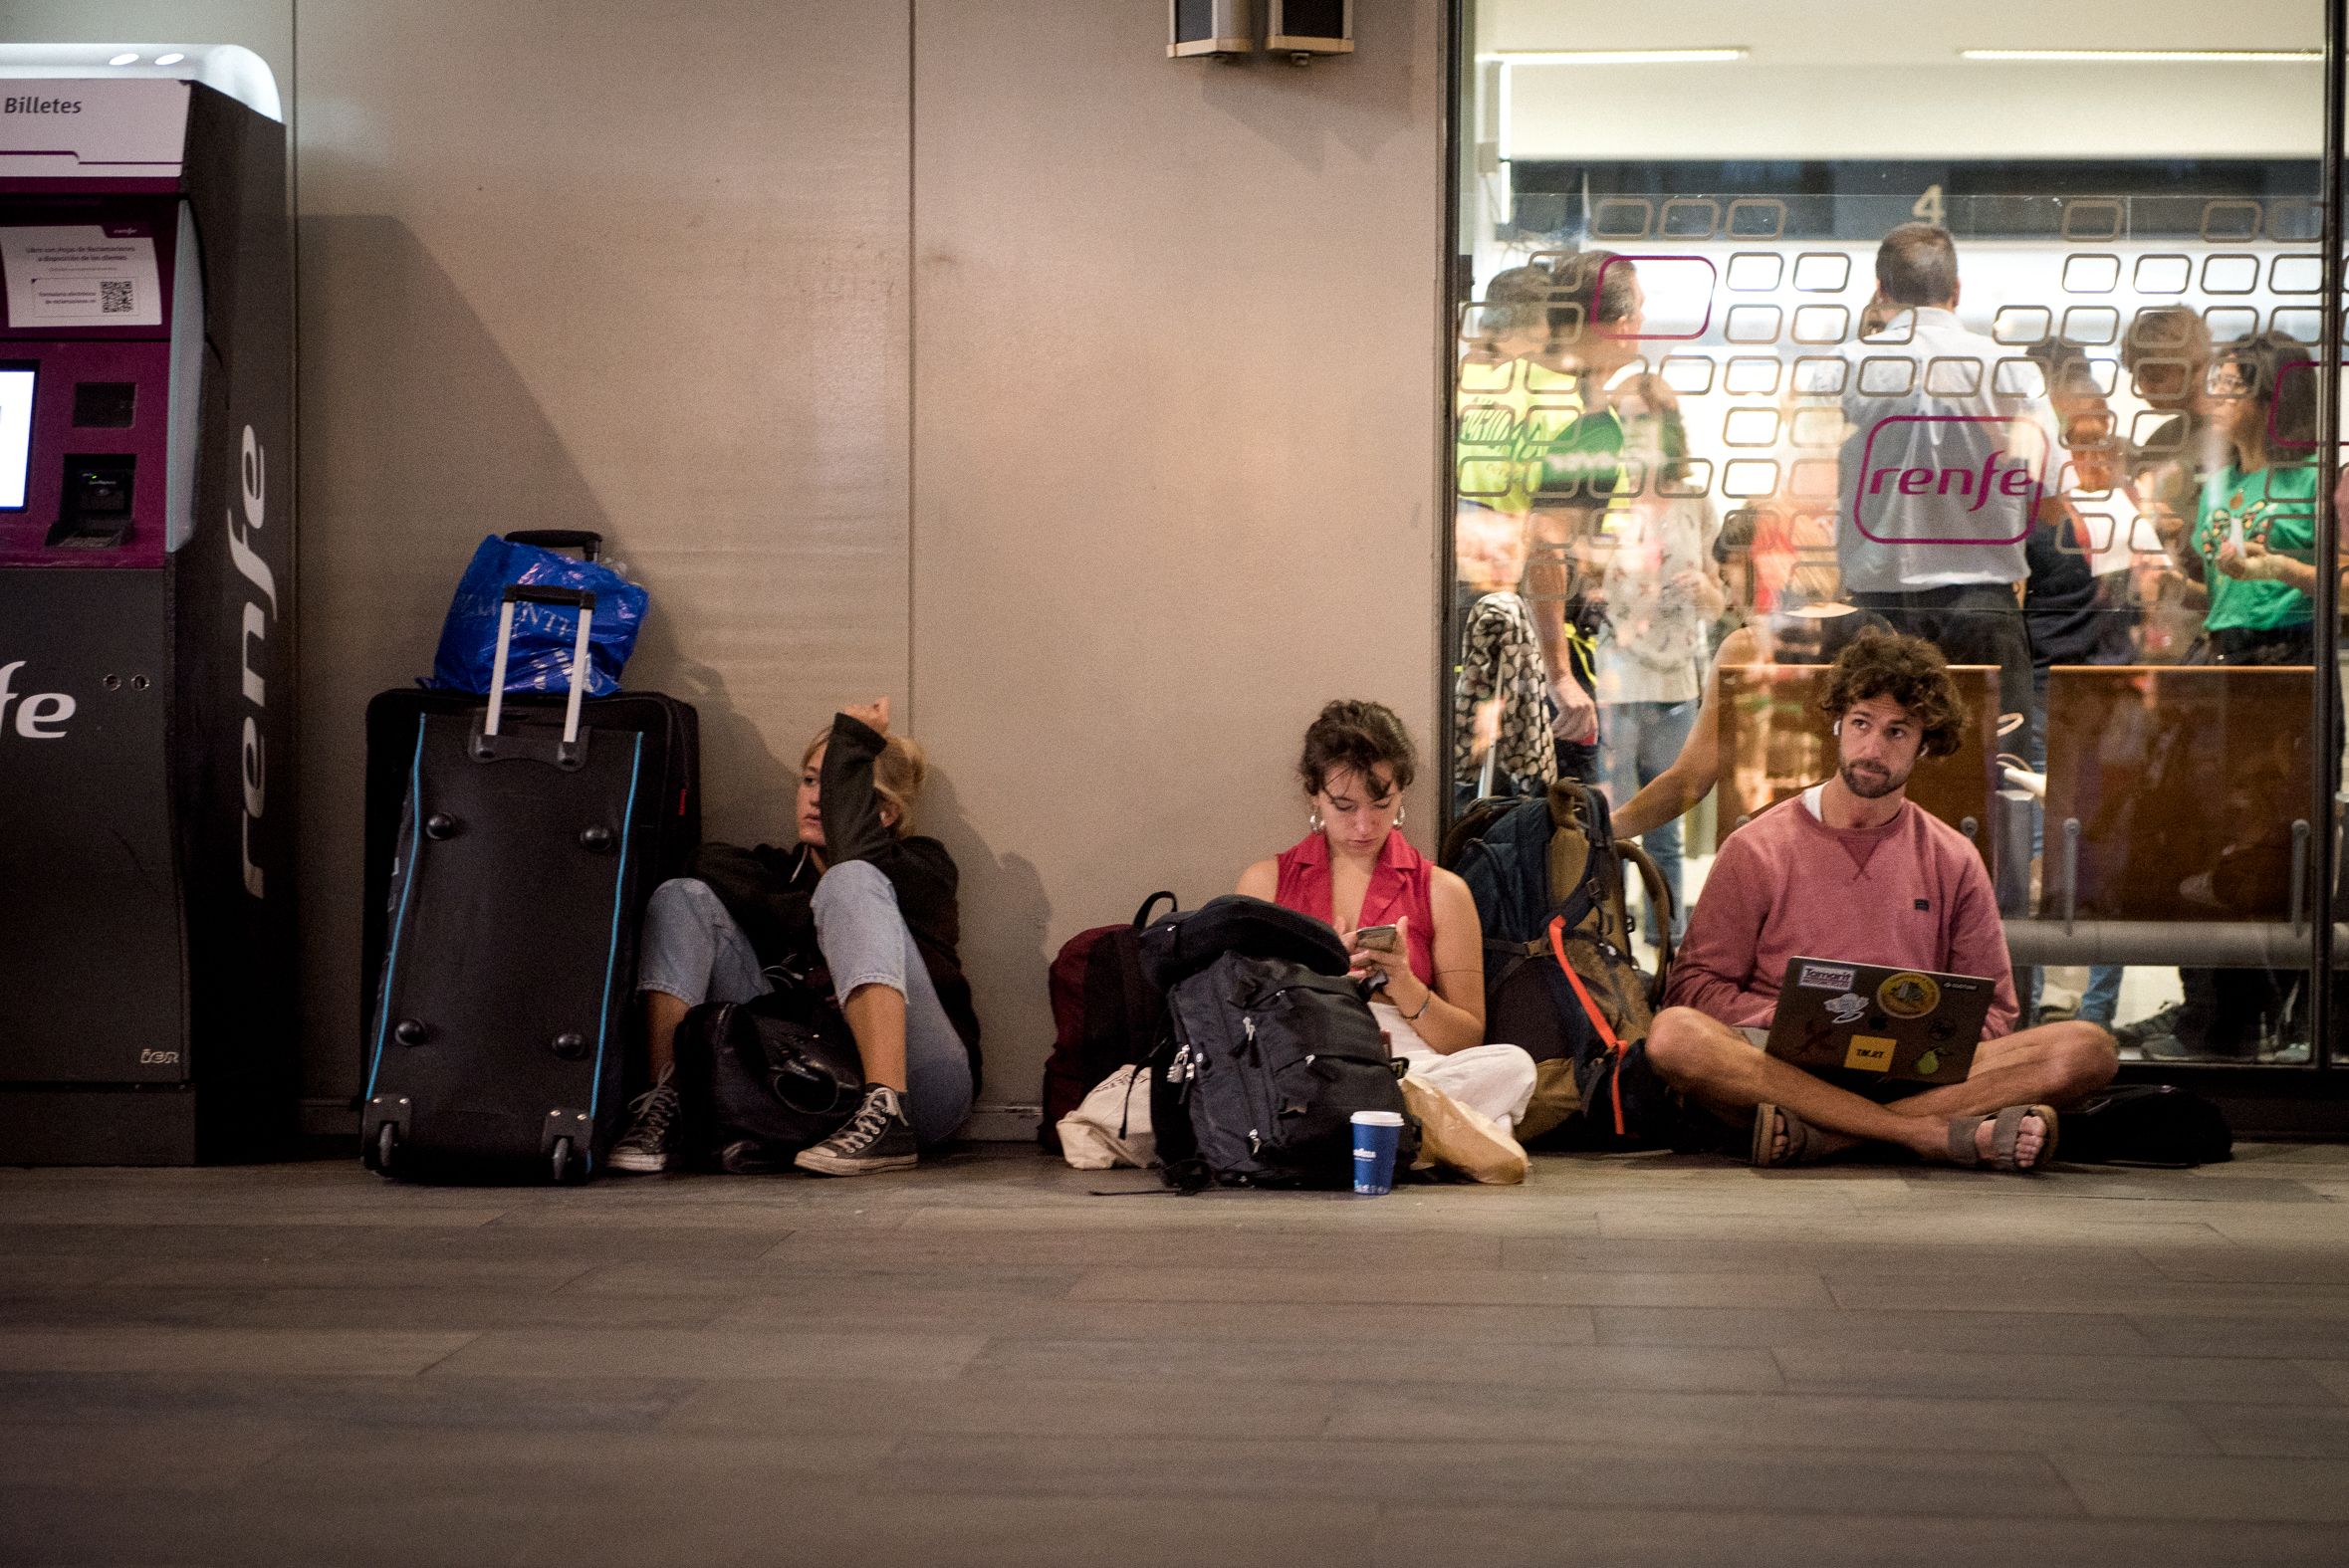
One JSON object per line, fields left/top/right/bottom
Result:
{"left": 1816, "top": 631, "right": 1971, "bottom": 760}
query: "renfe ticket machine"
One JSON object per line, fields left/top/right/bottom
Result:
{"left": 0, "top": 46, "right": 296, "bottom": 1162}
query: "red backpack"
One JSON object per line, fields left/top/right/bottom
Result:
{"left": 1039, "top": 891, "right": 1177, "bottom": 1152}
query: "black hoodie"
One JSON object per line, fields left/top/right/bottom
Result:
{"left": 688, "top": 713, "right": 982, "bottom": 1091}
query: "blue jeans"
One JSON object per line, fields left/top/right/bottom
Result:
{"left": 1601, "top": 696, "right": 1699, "bottom": 939}
{"left": 2074, "top": 965, "right": 2123, "bottom": 1028}
{"left": 638, "top": 866, "right": 974, "bottom": 1147}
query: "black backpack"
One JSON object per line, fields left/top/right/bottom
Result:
{"left": 673, "top": 987, "right": 864, "bottom": 1169}
{"left": 1140, "top": 896, "right": 1415, "bottom": 1190}
{"left": 2062, "top": 1084, "right": 2233, "bottom": 1168}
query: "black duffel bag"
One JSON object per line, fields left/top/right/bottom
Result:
{"left": 2061, "top": 1084, "right": 2233, "bottom": 1168}
{"left": 674, "top": 986, "right": 865, "bottom": 1172}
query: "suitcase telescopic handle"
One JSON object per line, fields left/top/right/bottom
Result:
{"left": 503, "top": 583, "right": 597, "bottom": 610}
{"left": 504, "top": 530, "right": 602, "bottom": 560}
{"left": 485, "top": 584, "right": 598, "bottom": 745}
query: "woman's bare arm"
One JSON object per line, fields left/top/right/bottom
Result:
{"left": 1612, "top": 627, "right": 1752, "bottom": 840}
{"left": 1410, "top": 870, "right": 1490, "bottom": 1054}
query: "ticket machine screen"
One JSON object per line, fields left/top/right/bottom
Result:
{"left": 0, "top": 365, "right": 31, "bottom": 510}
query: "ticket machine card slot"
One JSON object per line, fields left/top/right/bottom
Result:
{"left": 45, "top": 453, "right": 134, "bottom": 549}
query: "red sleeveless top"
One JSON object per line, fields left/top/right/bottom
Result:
{"left": 1273, "top": 829, "right": 1438, "bottom": 988}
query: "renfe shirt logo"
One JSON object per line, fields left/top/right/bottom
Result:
{"left": 1853, "top": 413, "right": 2047, "bottom": 547}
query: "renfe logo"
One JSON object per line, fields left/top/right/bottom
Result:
{"left": 226, "top": 426, "right": 273, "bottom": 899}
{"left": 1853, "top": 414, "right": 2047, "bottom": 547}
{"left": 0, "top": 660, "right": 75, "bottom": 738}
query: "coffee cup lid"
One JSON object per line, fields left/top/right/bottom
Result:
{"left": 1351, "top": 1110, "right": 1405, "bottom": 1127}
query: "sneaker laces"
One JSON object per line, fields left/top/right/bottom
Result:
{"left": 620, "top": 1069, "right": 679, "bottom": 1147}
{"left": 828, "top": 1087, "right": 898, "bottom": 1152}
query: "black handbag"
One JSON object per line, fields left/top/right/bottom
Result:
{"left": 675, "top": 986, "right": 865, "bottom": 1169}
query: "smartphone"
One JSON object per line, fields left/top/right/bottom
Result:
{"left": 1354, "top": 923, "right": 1399, "bottom": 953}
{"left": 2228, "top": 514, "right": 2246, "bottom": 557}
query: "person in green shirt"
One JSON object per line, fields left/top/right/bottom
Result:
{"left": 2130, "top": 331, "right": 2321, "bottom": 1063}
{"left": 1455, "top": 254, "right": 1647, "bottom": 781}
{"left": 2157, "top": 331, "right": 2320, "bottom": 664}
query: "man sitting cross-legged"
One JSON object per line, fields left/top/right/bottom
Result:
{"left": 1646, "top": 632, "right": 2115, "bottom": 1172}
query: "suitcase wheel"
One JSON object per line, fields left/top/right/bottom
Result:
{"left": 551, "top": 1135, "right": 576, "bottom": 1185}
{"left": 370, "top": 1120, "right": 398, "bottom": 1176}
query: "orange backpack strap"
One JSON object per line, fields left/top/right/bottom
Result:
{"left": 1547, "top": 914, "right": 1627, "bottom": 1138}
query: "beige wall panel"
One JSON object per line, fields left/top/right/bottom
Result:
{"left": 912, "top": 1, "right": 1449, "bottom": 1118}
{"left": 296, "top": 0, "right": 911, "bottom": 1106}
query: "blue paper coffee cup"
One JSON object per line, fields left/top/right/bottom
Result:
{"left": 1352, "top": 1110, "right": 1405, "bottom": 1196}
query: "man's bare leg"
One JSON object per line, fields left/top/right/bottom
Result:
{"left": 1646, "top": 1008, "right": 2114, "bottom": 1167}
{"left": 1778, "top": 1021, "right": 2117, "bottom": 1164}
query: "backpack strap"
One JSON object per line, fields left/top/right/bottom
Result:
{"left": 1131, "top": 890, "right": 1177, "bottom": 928}
{"left": 1616, "top": 839, "right": 1676, "bottom": 1008}
{"left": 1548, "top": 913, "right": 1628, "bottom": 1139}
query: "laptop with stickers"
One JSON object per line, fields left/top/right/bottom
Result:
{"left": 1762, "top": 957, "right": 1997, "bottom": 1086}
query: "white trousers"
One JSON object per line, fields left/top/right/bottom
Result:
{"left": 1372, "top": 1001, "right": 1537, "bottom": 1135}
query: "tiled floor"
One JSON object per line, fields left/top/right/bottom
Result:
{"left": 3, "top": 1143, "right": 2348, "bottom": 1567}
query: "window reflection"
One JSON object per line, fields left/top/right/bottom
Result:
{"left": 1450, "top": 167, "right": 2339, "bottom": 1064}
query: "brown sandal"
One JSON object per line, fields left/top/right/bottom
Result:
{"left": 1946, "top": 1104, "right": 2059, "bottom": 1172}
{"left": 1751, "top": 1102, "right": 1831, "bottom": 1168}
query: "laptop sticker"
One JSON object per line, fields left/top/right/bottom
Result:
{"left": 1798, "top": 964, "right": 1856, "bottom": 992}
{"left": 1824, "top": 992, "right": 1868, "bottom": 1024}
{"left": 1843, "top": 1034, "right": 1897, "bottom": 1072}
{"left": 1876, "top": 972, "right": 1941, "bottom": 1018}
{"left": 1914, "top": 1048, "right": 1942, "bottom": 1076}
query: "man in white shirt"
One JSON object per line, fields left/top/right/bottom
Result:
{"left": 1829, "top": 223, "right": 2057, "bottom": 725}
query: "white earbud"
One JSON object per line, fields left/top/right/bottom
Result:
{"left": 1832, "top": 720, "right": 1842, "bottom": 735}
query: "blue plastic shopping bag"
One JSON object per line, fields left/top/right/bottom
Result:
{"left": 427, "top": 536, "right": 648, "bottom": 697}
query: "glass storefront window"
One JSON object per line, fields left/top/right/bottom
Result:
{"left": 1448, "top": 5, "right": 2341, "bottom": 1068}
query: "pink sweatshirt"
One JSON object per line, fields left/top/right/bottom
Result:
{"left": 1665, "top": 786, "right": 2019, "bottom": 1036}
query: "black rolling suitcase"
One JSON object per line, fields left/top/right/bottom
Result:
{"left": 360, "top": 565, "right": 698, "bottom": 1183}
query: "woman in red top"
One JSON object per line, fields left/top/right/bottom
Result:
{"left": 1238, "top": 701, "right": 1536, "bottom": 1133}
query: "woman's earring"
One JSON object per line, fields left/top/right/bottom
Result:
{"left": 1308, "top": 810, "right": 1324, "bottom": 834}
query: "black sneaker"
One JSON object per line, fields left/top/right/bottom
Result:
{"left": 794, "top": 1085, "right": 918, "bottom": 1177}
{"left": 2113, "top": 1003, "right": 2186, "bottom": 1054}
{"left": 609, "top": 1067, "right": 680, "bottom": 1173}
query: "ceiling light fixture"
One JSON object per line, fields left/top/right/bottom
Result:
{"left": 154, "top": 52, "right": 186, "bottom": 66}
{"left": 1961, "top": 48, "right": 2319, "bottom": 62}
{"left": 108, "top": 52, "right": 140, "bottom": 66}
{"left": 1477, "top": 48, "right": 1749, "bottom": 66}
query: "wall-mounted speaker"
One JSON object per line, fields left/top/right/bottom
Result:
{"left": 1169, "top": 0, "right": 1254, "bottom": 59}
{"left": 1268, "top": 0, "right": 1352, "bottom": 57}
